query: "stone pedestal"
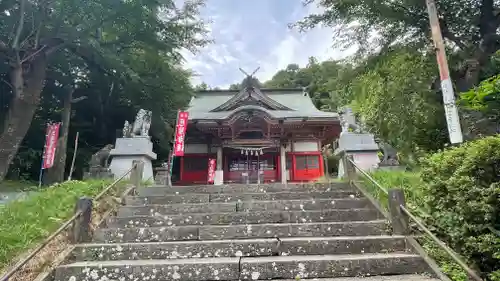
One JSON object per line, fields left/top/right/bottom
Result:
{"left": 83, "top": 167, "right": 114, "bottom": 180}
{"left": 154, "top": 167, "right": 170, "bottom": 186}
{"left": 214, "top": 170, "right": 224, "bottom": 185}
{"left": 335, "top": 132, "right": 380, "bottom": 179}
{"left": 109, "top": 137, "right": 157, "bottom": 181}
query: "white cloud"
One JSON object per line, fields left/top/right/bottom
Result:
{"left": 184, "top": 0, "right": 357, "bottom": 88}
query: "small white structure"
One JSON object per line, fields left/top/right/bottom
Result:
{"left": 335, "top": 133, "right": 380, "bottom": 178}
{"left": 109, "top": 109, "right": 156, "bottom": 181}
{"left": 335, "top": 107, "right": 380, "bottom": 178}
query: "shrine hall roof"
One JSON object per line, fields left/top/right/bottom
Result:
{"left": 187, "top": 88, "right": 339, "bottom": 120}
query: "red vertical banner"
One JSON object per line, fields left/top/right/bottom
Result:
{"left": 42, "top": 123, "right": 61, "bottom": 169}
{"left": 207, "top": 158, "right": 216, "bottom": 184}
{"left": 173, "top": 111, "right": 189, "bottom": 157}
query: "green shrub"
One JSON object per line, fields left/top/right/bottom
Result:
{"left": 360, "top": 169, "right": 469, "bottom": 280}
{"left": 421, "top": 136, "right": 500, "bottom": 280}
{"left": 0, "top": 180, "right": 114, "bottom": 269}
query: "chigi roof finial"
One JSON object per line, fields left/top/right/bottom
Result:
{"left": 239, "top": 67, "right": 260, "bottom": 89}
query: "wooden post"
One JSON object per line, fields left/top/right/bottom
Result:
{"left": 388, "top": 188, "right": 409, "bottom": 235}
{"left": 71, "top": 197, "right": 93, "bottom": 243}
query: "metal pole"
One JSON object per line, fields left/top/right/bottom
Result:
{"left": 38, "top": 124, "right": 49, "bottom": 188}
{"left": 68, "top": 132, "right": 79, "bottom": 181}
{"left": 169, "top": 110, "right": 180, "bottom": 186}
{"left": 425, "top": 0, "right": 463, "bottom": 144}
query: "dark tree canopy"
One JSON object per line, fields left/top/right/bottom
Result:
{"left": 0, "top": 0, "right": 210, "bottom": 182}
{"left": 295, "top": 0, "right": 500, "bottom": 91}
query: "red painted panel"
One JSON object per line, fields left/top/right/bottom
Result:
{"left": 180, "top": 154, "right": 215, "bottom": 184}
{"left": 291, "top": 153, "right": 322, "bottom": 182}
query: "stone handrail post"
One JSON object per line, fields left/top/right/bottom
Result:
{"left": 130, "top": 160, "right": 145, "bottom": 188}
{"left": 344, "top": 154, "right": 357, "bottom": 182}
{"left": 388, "top": 188, "right": 409, "bottom": 235}
{"left": 71, "top": 197, "right": 93, "bottom": 243}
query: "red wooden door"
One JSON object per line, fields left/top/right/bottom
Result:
{"left": 293, "top": 154, "right": 321, "bottom": 181}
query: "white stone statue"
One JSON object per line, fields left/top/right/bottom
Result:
{"left": 123, "top": 109, "right": 152, "bottom": 138}
{"left": 141, "top": 111, "right": 152, "bottom": 137}
{"left": 122, "top": 121, "right": 131, "bottom": 137}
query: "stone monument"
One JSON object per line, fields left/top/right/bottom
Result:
{"left": 109, "top": 109, "right": 156, "bottom": 181}
{"left": 335, "top": 107, "right": 380, "bottom": 178}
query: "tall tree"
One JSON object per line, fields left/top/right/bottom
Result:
{"left": 295, "top": 0, "right": 500, "bottom": 91}
{"left": 264, "top": 58, "right": 353, "bottom": 110}
{"left": 349, "top": 49, "right": 448, "bottom": 158}
{"left": 0, "top": 0, "right": 208, "bottom": 181}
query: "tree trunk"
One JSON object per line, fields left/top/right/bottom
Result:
{"left": 0, "top": 54, "right": 47, "bottom": 181}
{"left": 44, "top": 89, "right": 73, "bottom": 184}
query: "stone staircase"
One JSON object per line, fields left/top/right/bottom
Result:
{"left": 54, "top": 183, "right": 441, "bottom": 281}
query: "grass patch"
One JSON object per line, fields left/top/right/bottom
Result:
{"left": 0, "top": 179, "right": 120, "bottom": 270}
{"left": 358, "top": 169, "right": 469, "bottom": 281}
{"left": 362, "top": 169, "right": 426, "bottom": 215}
{"left": 0, "top": 180, "right": 38, "bottom": 192}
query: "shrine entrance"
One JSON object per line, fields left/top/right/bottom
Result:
{"left": 225, "top": 147, "right": 278, "bottom": 184}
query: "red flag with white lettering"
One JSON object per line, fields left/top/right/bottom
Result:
{"left": 207, "top": 158, "right": 216, "bottom": 184}
{"left": 42, "top": 123, "right": 61, "bottom": 169}
{"left": 173, "top": 111, "right": 189, "bottom": 156}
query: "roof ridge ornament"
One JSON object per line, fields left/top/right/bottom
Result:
{"left": 239, "top": 67, "right": 260, "bottom": 89}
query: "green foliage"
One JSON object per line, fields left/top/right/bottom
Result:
{"left": 264, "top": 58, "right": 353, "bottom": 110}
{"left": 295, "top": 0, "right": 499, "bottom": 64}
{"left": 0, "top": 179, "right": 116, "bottom": 269}
{"left": 349, "top": 49, "right": 448, "bottom": 159}
{"left": 360, "top": 169, "right": 432, "bottom": 219}
{"left": 0, "top": 180, "right": 37, "bottom": 192}
{"left": 461, "top": 74, "right": 500, "bottom": 121}
{"left": 0, "top": 0, "right": 210, "bottom": 181}
{"left": 264, "top": 50, "right": 448, "bottom": 162}
{"left": 418, "top": 236, "right": 469, "bottom": 281}
{"left": 360, "top": 169, "right": 469, "bottom": 280}
{"left": 421, "top": 136, "right": 500, "bottom": 280}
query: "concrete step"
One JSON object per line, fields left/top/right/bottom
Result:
{"left": 124, "top": 194, "right": 210, "bottom": 205}
{"left": 94, "top": 220, "right": 388, "bottom": 242}
{"left": 119, "top": 202, "right": 236, "bottom": 215}
{"left": 69, "top": 236, "right": 407, "bottom": 262}
{"left": 124, "top": 191, "right": 362, "bottom": 205}
{"left": 107, "top": 209, "right": 382, "bottom": 228}
{"left": 118, "top": 198, "right": 373, "bottom": 216}
{"left": 238, "top": 198, "right": 373, "bottom": 211}
{"left": 278, "top": 235, "right": 408, "bottom": 256}
{"left": 69, "top": 238, "right": 279, "bottom": 262}
{"left": 139, "top": 182, "right": 353, "bottom": 196}
{"left": 54, "top": 257, "right": 241, "bottom": 281}
{"left": 54, "top": 253, "right": 429, "bottom": 281}
{"left": 263, "top": 276, "right": 440, "bottom": 281}
{"left": 210, "top": 191, "right": 361, "bottom": 203}
{"left": 239, "top": 253, "right": 430, "bottom": 280}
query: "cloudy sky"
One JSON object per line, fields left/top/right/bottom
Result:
{"left": 181, "top": 0, "right": 356, "bottom": 88}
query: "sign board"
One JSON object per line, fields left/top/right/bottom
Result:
{"left": 173, "top": 111, "right": 189, "bottom": 156}
{"left": 441, "top": 79, "right": 463, "bottom": 144}
{"left": 207, "top": 158, "right": 216, "bottom": 184}
{"left": 42, "top": 123, "right": 61, "bottom": 169}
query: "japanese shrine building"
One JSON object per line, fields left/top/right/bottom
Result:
{"left": 177, "top": 82, "right": 341, "bottom": 185}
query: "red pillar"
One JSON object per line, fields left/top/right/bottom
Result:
{"left": 319, "top": 154, "right": 325, "bottom": 178}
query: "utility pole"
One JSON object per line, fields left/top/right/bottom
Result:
{"left": 425, "top": 0, "right": 464, "bottom": 144}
